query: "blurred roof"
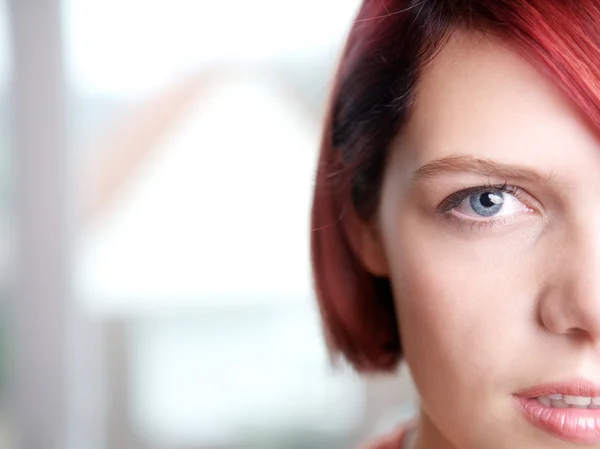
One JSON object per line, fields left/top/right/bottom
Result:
{"left": 76, "top": 68, "right": 320, "bottom": 316}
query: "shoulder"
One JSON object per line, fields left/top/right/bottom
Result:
{"left": 356, "top": 424, "right": 410, "bottom": 449}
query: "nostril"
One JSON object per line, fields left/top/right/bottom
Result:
{"left": 564, "top": 327, "right": 590, "bottom": 341}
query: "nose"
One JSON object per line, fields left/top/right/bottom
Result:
{"left": 538, "top": 220, "right": 600, "bottom": 341}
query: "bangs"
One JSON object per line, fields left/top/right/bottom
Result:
{"left": 468, "top": 0, "right": 600, "bottom": 131}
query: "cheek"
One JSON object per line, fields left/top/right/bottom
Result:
{"left": 384, "top": 213, "right": 542, "bottom": 406}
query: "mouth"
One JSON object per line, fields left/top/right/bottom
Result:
{"left": 533, "top": 393, "right": 600, "bottom": 409}
{"left": 515, "top": 380, "right": 600, "bottom": 444}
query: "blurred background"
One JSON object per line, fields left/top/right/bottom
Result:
{"left": 0, "top": 1, "right": 417, "bottom": 448}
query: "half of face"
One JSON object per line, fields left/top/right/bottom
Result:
{"left": 354, "top": 31, "right": 600, "bottom": 449}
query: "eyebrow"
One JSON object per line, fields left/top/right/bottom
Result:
{"left": 412, "top": 154, "right": 554, "bottom": 184}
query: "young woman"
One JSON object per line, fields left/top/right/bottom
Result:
{"left": 311, "top": 1, "right": 600, "bottom": 448}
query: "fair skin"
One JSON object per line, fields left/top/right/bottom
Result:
{"left": 360, "top": 32, "right": 600, "bottom": 449}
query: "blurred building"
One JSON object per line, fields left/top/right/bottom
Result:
{"left": 0, "top": 1, "right": 418, "bottom": 448}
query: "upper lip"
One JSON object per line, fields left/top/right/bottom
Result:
{"left": 515, "top": 379, "right": 600, "bottom": 398}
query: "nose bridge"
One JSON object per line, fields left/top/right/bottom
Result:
{"left": 544, "top": 215, "right": 600, "bottom": 337}
{"left": 570, "top": 217, "right": 600, "bottom": 301}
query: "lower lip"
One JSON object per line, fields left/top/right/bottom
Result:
{"left": 517, "top": 397, "right": 600, "bottom": 444}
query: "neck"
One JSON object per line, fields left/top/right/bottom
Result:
{"left": 405, "top": 409, "right": 458, "bottom": 449}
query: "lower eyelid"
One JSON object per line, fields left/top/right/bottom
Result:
{"left": 441, "top": 207, "right": 537, "bottom": 231}
{"left": 441, "top": 213, "right": 514, "bottom": 231}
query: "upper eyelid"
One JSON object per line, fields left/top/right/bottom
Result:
{"left": 437, "top": 184, "right": 521, "bottom": 212}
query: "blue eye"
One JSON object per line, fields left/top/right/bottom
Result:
{"left": 437, "top": 184, "right": 538, "bottom": 230}
{"left": 441, "top": 184, "right": 532, "bottom": 220}
{"left": 469, "top": 191, "right": 505, "bottom": 217}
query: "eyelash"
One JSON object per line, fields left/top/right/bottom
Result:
{"left": 437, "top": 182, "right": 533, "bottom": 231}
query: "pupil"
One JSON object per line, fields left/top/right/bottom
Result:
{"left": 480, "top": 193, "right": 495, "bottom": 208}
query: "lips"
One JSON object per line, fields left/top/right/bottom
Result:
{"left": 515, "top": 379, "right": 600, "bottom": 444}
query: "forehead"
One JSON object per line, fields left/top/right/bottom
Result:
{"left": 398, "top": 31, "right": 600, "bottom": 175}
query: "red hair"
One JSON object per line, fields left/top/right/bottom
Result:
{"left": 311, "top": 0, "right": 600, "bottom": 372}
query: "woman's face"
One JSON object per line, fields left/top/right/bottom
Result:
{"left": 376, "top": 32, "right": 600, "bottom": 448}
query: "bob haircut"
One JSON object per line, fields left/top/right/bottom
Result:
{"left": 311, "top": 0, "right": 600, "bottom": 372}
